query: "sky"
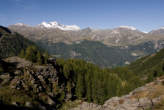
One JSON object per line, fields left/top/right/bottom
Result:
{"left": 0, "top": 0, "right": 164, "bottom": 32}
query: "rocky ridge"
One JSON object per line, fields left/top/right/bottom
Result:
{"left": 0, "top": 57, "right": 60, "bottom": 110}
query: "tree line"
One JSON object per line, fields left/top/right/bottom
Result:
{"left": 19, "top": 45, "right": 49, "bottom": 65}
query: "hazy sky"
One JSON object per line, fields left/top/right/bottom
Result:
{"left": 0, "top": 0, "right": 164, "bottom": 32}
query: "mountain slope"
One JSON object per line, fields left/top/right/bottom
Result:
{"left": 37, "top": 40, "right": 158, "bottom": 67}
{"left": 128, "top": 48, "right": 164, "bottom": 81}
{"left": 0, "top": 26, "right": 35, "bottom": 58}
{"left": 65, "top": 47, "right": 164, "bottom": 110}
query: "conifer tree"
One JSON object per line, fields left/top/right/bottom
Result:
{"left": 36, "top": 51, "right": 43, "bottom": 64}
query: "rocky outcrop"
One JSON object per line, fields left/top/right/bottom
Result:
{"left": 70, "top": 77, "right": 164, "bottom": 110}
{"left": 0, "top": 57, "right": 61, "bottom": 110}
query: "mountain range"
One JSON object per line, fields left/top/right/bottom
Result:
{"left": 8, "top": 21, "right": 164, "bottom": 67}
{"left": 9, "top": 21, "right": 164, "bottom": 46}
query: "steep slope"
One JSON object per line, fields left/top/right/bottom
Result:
{"left": 0, "top": 26, "right": 35, "bottom": 58}
{"left": 128, "top": 48, "right": 164, "bottom": 81}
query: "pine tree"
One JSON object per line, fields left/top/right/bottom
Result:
{"left": 44, "top": 52, "right": 49, "bottom": 64}
{"left": 75, "top": 73, "right": 85, "bottom": 99}
{"left": 36, "top": 51, "right": 43, "bottom": 64}
{"left": 25, "top": 46, "right": 37, "bottom": 62}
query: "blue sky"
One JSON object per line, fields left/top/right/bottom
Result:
{"left": 0, "top": 0, "right": 164, "bottom": 32}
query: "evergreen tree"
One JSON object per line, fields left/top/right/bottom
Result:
{"left": 75, "top": 73, "right": 85, "bottom": 99}
{"left": 36, "top": 51, "right": 43, "bottom": 64}
{"left": 44, "top": 52, "right": 49, "bottom": 64}
{"left": 25, "top": 46, "right": 37, "bottom": 62}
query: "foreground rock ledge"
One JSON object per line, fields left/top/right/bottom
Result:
{"left": 70, "top": 77, "right": 164, "bottom": 110}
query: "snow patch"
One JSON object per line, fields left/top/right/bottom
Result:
{"left": 14, "top": 23, "right": 26, "bottom": 26}
{"left": 38, "top": 21, "right": 80, "bottom": 31}
{"left": 112, "top": 30, "right": 119, "bottom": 34}
{"left": 160, "top": 27, "right": 164, "bottom": 30}
{"left": 119, "top": 26, "right": 137, "bottom": 31}
{"left": 143, "top": 31, "right": 148, "bottom": 34}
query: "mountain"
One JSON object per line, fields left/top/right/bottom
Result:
{"left": 90, "top": 26, "right": 146, "bottom": 46}
{"left": 38, "top": 21, "right": 80, "bottom": 31}
{"left": 0, "top": 26, "right": 35, "bottom": 58}
{"left": 41, "top": 40, "right": 157, "bottom": 67}
{"left": 13, "top": 21, "right": 80, "bottom": 31}
{"left": 149, "top": 27, "right": 164, "bottom": 35}
{"left": 9, "top": 23, "right": 146, "bottom": 46}
{"left": 8, "top": 22, "right": 164, "bottom": 67}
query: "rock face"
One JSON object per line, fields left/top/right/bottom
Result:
{"left": 0, "top": 57, "right": 60, "bottom": 110}
{"left": 70, "top": 77, "right": 164, "bottom": 110}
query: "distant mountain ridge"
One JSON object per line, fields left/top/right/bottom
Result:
{"left": 8, "top": 22, "right": 164, "bottom": 67}
{"left": 9, "top": 21, "right": 164, "bottom": 46}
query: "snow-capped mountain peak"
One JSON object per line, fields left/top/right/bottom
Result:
{"left": 160, "top": 27, "right": 164, "bottom": 30}
{"left": 118, "top": 26, "right": 137, "bottom": 30}
{"left": 14, "top": 23, "right": 27, "bottom": 26}
{"left": 38, "top": 21, "right": 80, "bottom": 31}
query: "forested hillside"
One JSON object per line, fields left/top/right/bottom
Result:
{"left": 128, "top": 48, "right": 164, "bottom": 82}
{"left": 37, "top": 40, "right": 157, "bottom": 67}
{"left": 0, "top": 26, "right": 35, "bottom": 58}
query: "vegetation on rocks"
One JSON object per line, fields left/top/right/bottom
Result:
{"left": 19, "top": 45, "right": 49, "bottom": 65}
